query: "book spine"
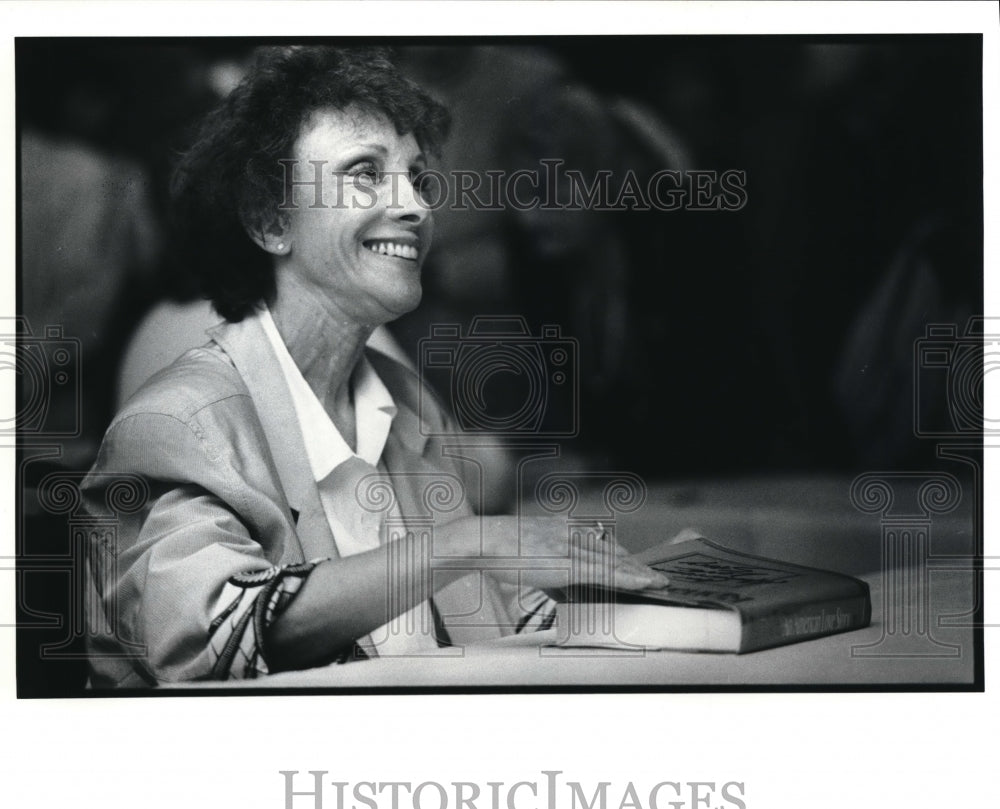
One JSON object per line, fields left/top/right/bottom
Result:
{"left": 739, "top": 590, "right": 872, "bottom": 653}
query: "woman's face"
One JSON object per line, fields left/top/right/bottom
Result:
{"left": 280, "top": 104, "right": 433, "bottom": 326}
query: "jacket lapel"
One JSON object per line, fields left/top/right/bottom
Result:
{"left": 207, "top": 324, "right": 510, "bottom": 642}
{"left": 208, "top": 315, "right": 339, "bottom": 564}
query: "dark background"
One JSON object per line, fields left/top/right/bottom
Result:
{"left": 14, "top": 37, "right": 984, "bottom": 694}
{"left": 16, "top": 36, "right": 984, "bottom": 474}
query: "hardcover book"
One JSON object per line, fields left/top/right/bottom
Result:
{"left": 554, "top": 537, "right": 872, "bottom": 653}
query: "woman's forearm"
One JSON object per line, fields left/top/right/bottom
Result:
{"left": 264, "top": 517, "right": 476, "bottom": 670}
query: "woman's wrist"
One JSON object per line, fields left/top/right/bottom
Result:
{"left": 423, "top": 515, "right": 487, "bottom": 587}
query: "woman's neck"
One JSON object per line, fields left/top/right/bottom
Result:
{"left": 269, "top": 272, "right": 374, "bottom": 433}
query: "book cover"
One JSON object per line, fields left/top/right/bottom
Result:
{"left": 555, "top": 537, "right": 872, "bottom": 653}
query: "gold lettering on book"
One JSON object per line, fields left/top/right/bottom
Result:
{"left": 781, "top": 607, "right": 854, "bottom": 637}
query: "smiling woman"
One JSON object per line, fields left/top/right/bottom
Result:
{"left": 169, "top": 46, "right": 449, "bottom": 324}
{"left": 80, "top": 46, "right": 669, "bottom": 687}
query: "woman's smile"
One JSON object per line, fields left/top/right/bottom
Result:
{"left": 362, "top": 236, "right": 422, "bottom": 261}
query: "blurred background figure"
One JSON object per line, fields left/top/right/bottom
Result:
{"left": 18, "top": 42, "right": 230, "bottom": 466}
{"left": 719, "top": 40, "right": 981, "bottom": 470}
{"left": 20, "top": 130, "right": 160, "bottom": 466}
{"left": 498, "top": 81, "right": 700, "bottom": 473}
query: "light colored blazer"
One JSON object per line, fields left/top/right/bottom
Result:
{"left": 83, "top": 314, "right": 519, "bottom": 687}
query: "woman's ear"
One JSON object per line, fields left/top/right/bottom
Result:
{"left": 247, "top": 217, "right": 290, "bottom": 256}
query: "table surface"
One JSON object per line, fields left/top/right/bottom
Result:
{"left": 173, "top": 566, "right": 978, "bottom": 691}
{"left": 162, "top": 476, "right": 980, "bottom": 691}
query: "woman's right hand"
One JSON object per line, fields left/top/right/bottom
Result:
{"left": 269, "top": 514, "right": 668, "bottom": 670}
{"left": 435, "top": 515, "right": 670, "bottom": 593}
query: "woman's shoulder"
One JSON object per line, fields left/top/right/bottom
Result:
{"left": 112, "top": 342, "right": 251, "bottom": 427}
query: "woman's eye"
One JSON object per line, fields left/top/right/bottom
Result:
{"left": 412, "top": 171, "right": 434, "bottom": 199}
{"left": 349, "top": 162, "right": 381, "bottom": 186}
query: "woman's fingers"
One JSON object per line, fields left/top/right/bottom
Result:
{"left": 580, "top": 551, "right": 670, "bottom": 591}
{"left": 555, "top": 542, "right": 669, "bottom": 591}
{"left": 480, "top": 516, "right": 669, "bottom": 591}
{"left": 612, "top": 562, "right": 671, "bottom": 591}
{"left": 567, "top": 532, "right": 667, "bottom": 588}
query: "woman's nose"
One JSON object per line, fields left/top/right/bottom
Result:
{"left": 388, "top": 173, "right": 430, "bottom": 224}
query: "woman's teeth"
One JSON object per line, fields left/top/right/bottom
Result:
{"left": 367, "top": 241, "right": 418, "bottom": 260}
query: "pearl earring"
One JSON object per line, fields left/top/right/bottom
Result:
{"left": 277, "top": 242, "right": 285, "bottom": 251}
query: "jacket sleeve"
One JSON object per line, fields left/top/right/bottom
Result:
{"left": 83, "top": 407, "right": 318, "bottom": 684}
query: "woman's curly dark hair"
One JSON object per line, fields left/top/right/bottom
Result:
{"left": 170, "top": 46, "right": 450, "bottom": 321}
